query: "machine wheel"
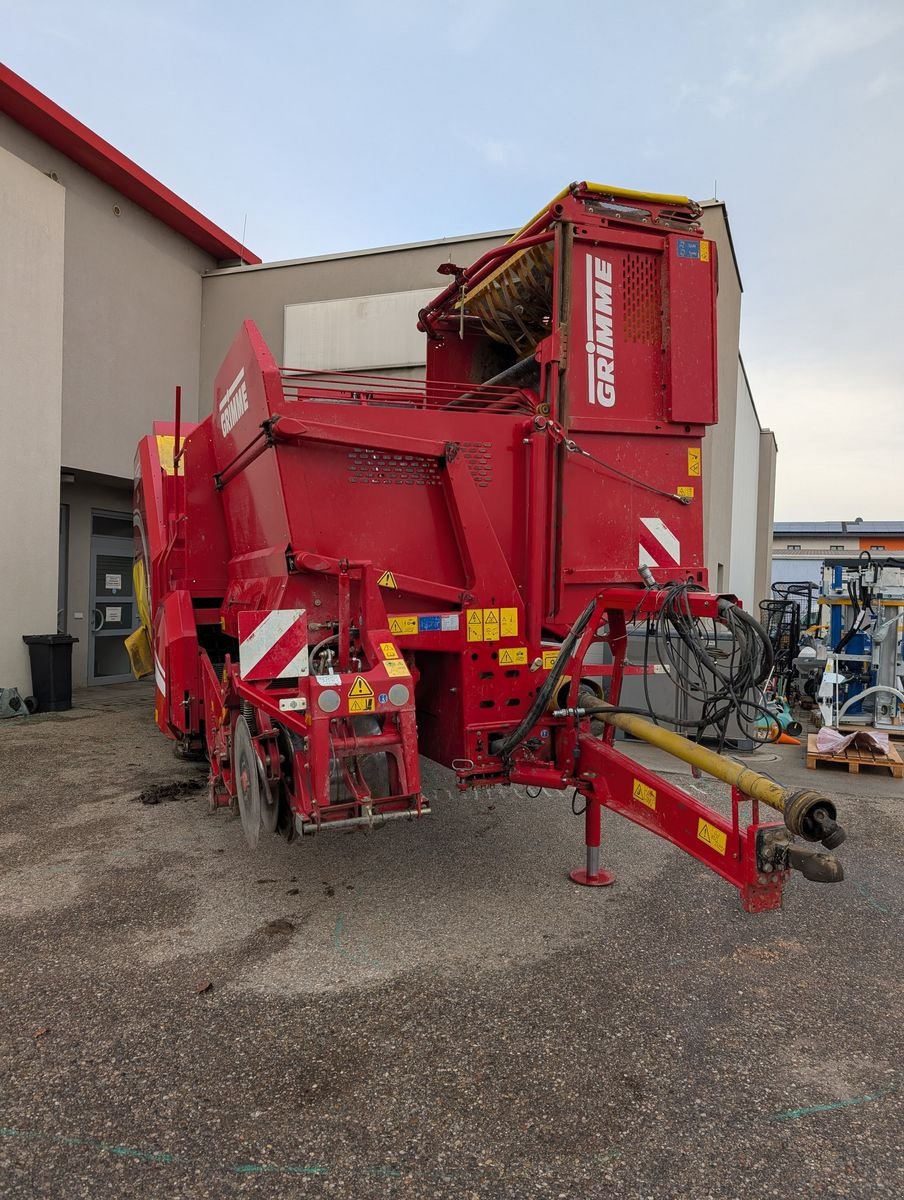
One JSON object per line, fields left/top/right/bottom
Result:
{"left": 233, "top": 716, "right": 263, "bottom": 848}
{"left": 233, "top": 714, "right": 279, "bottom": 846}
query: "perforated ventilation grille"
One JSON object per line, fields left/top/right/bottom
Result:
{"left": 459, "top": 442, "right": 493, "bottom": 488}
{"left": 348, "top": 443, "right": 493, "bottom": 487}
{"left": 622, "top": 254, "right": 661, "bottom": 345}
{"left": 348, "top": 450, "right": 442, "bottom": 486}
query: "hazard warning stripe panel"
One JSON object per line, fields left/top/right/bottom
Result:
{"left": 238, "top": 609, "right": 309, "bottom": 681}
{"left": 638, "top": 516, "right": 681, "bottom": 569}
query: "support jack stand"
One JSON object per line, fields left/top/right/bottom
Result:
{"left": 569, "top": 792, "right": 615, "bottom": 887}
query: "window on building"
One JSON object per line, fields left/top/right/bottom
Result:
{"left": 92, "top": 512, "right": 131, "bottom": 537}
{"left": 871, "top": 545, "right": 886, "bottom": 551}
{"left": 829, "top": 544, "right": 844, "bottom": 551}
{"left": 786, "top": 544, "right": 801, "bottom": 551}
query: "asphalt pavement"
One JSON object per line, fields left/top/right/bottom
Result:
{"left": 0, "top": 682, "right": 901, "bottom": 1198}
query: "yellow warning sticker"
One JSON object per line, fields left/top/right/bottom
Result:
{"left": 466, "top": 607, "right": 519, "bottom": 643}
{"left": 542, "top": 649, "right": 560, "bottom": 670}
{"left": 699, "top": 240, "right": 710, "bottom": 262}
{"left": 384, "top": 659, "right": 410, "bottom": 678}
{"left": 389, "top": 616, "right": 418, "bottom": 636}
{"left": 482, "top": 609, "right": 500, "bottom": 642}
{"left": 349, "top": 676, "right": 374, "bottom": 699}
{"left": 500, "top": 607, "right": 519, "bottom": 637}
{"left": 697, "top": 817, "right": 727, "bottom": 856}
{"left": 498, "top": 646, "right": 528, "bottom": 666}
{"left": 632, "top": 779, "right": 657, "bottom": 810}
{"left": 687, "top": 447, "right": 701, "bottom": 477}
{"left": 348, "top": 695, "right": 375, "bottom": 713}
{"left": 377, "top": 570, "right": 398, "bottom": 589}
{"left": 677, "top": 486, "right": 695, "bottom": 499}
{"left": 380, "top": 642, "right": 399, "bottom": 660}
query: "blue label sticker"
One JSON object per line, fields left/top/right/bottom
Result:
{"left": 378, "top": 693, "right": 388, "bottom": 704}
{"left": 418, "top": 615, "right": 442, "bottom": 631}
{"left": 676, "top": 239, "right": 700, "bottom": 260}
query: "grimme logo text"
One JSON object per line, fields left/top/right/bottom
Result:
{"left": 219, "top": 367, "right": 248, "bottom": 436}
{"left": 586, "top": 255, "right": 616, "bottom": 407}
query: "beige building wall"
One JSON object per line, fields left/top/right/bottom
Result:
{"left": 0, "top": 113, "right": 214, "bottom": 481}
{"left": 699, "top": 202, "right": 742, "bottom": 594}
{"left": 199, "top": 234, "right": 507, "bottom": 409}
{"left": 755, "top": 431, "right": 778, "bottom": 607}
{"left": 0, "top": 145, "right": 65, "bottom": 691}
{"left": 0, "top": 113, "right": 220, "bottom": 687}
{"left": 728, "top": 364, "right": 761, "bottom": 609}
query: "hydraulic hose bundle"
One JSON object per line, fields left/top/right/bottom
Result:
{"left": 640, "top": 583, "right": 775, "bottom": 746}
{"left": 497, "top": 584, "right": 775, "bottom": 761}
{"left": 834, "top": 551, "right": 876, "bottom": 654}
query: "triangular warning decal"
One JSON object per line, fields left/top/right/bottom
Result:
{"left": 377, "top": 570, "right": 398, "bottom": 589}
{"left": 349, "top": 675, "right": 374, "bottom": 698}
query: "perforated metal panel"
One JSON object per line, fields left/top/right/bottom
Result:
{"left": 622, "top": 254, "right": 661, "bottom": 345}
{"left": 347, "top": 444, "right": 494, "bottom": 487}
{"left": 459, "top": 442, "right": 493, "bottom": 488}
{"left": 348, "top": 450, "right": 442, "bottom": 486}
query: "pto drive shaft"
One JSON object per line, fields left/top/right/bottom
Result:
{"left": 561, "top": 696, "right": 846, "bottom": 851}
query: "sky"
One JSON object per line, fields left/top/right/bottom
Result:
{"left": 3, "top": 0, "right": 903, "bottom": 519}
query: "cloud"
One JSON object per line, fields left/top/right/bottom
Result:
{"left": 709, "top": 94, "right": 737, "bottom": 119}
{"left": 758, "top": 5, "right": 904, "bottom": 87}
{"left": 699, "top": 6, "right": 903, "bottom": 120}
{"left": 441, "top": 0, "right": 514, "bottom": 53}
{"left": 864, "top": 71, "right": 901, "bottom": 98}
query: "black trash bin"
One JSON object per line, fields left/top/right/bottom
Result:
{"left": 22, "top": 634, "right": 79, "bottom": 712}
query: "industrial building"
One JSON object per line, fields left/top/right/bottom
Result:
{"left": 0, "top": 64, "right": 776, "bottom": 694}
{"left": 772, "top": 520, "right": 904, "bottom": 590}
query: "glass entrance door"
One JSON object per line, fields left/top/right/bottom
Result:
{"left": 89, "top": 519, "right": 138, "bottom": 685}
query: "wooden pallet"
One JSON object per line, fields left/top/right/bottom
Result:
{"left": 806, "top": 733, "right": 904, "bottom": 778}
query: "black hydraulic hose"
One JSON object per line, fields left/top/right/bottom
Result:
{"left": 834, "top": 582, "right": 861, "bottom": 654}
{"left": 726, "top": 601, "right": 774, "bottom": 686}
{"left": 495, "top": 589, "right": 779, "bottom": 758}
{"left": 495, "top": 597, "right": 598, "bottom": 758}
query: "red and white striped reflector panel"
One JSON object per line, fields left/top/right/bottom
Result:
{"left": 638, "top": 517, "right": 681, "bottom": 569}
{"left": 237, "top": 609, "right": 309, "bottom": 681}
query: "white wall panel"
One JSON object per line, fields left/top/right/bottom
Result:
{"left": 284, "top": 288, "right": 437, "bottom": 371}
{"left": 728, "top": 363, "right": 760, "bottom": 609}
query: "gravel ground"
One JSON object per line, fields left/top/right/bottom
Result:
{"left": 0, "top": 682, "right": 901, "bottom": 1198}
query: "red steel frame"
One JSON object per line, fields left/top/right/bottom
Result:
{"left": 134, "top": 183, "right": 803, "bottom": 911}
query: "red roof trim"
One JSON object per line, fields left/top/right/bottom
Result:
{"left": 0, "top": 64, "right": 261, "bottom": 265}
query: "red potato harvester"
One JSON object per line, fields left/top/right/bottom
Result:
{"left": 130, "top": 182, "right": 845, "bottom": 910}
